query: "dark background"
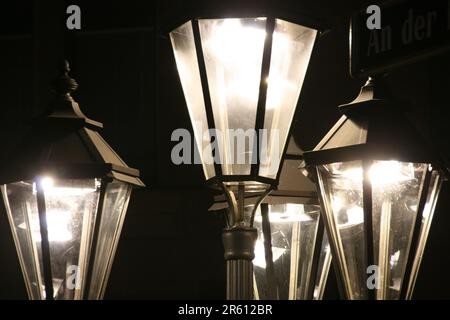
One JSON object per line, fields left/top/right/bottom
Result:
{"left": 0, "top": 0, "right": 449, "bottom": 299}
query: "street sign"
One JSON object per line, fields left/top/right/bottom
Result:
{"left": 351, "top": 0, "right": 450, "bottom": 77}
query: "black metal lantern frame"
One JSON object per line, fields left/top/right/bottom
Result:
{"left": 303, "top": 76, "right": 449, "bottom": 300}
{"left": 0, "top": 62, "right": 144, "bottom": 300}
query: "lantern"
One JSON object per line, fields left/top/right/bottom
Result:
{"left": 171, "top": 14, "right": 318, "bottom": 299}
{"left": 303, "top": 77, "right": 448, "bottom": 299}
{"left": 0, "top": 61, "right": 144, "bottom": 300}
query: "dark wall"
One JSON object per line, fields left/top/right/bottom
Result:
{"left": 0, "top": 0, "right": 449, "bottom": 299}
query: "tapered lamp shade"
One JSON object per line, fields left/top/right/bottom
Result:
{"left": 253, "top": 203, "right": 331, "bottom": 300}
{"left": 316, "top": 160, "right": 442, "bottom": 299}
{"left": 2, "top": 177, "right": 133, "bottom": 299}
{"left": 170, "top": 17, "right": 317, "bottom": 187}
{"left": 0, "top": 62, "right": 144, "bottom": 300}
{"left": 303, "top": 78, "right": 447, "bottom": 299}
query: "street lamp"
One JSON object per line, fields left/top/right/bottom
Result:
{"left": 0, "top": 61, "right": 144, "bottom": 300}
{"left": 211, "top": 199, "right": 331, "bottom": 300}
{"left": 170, "top": 17, "right": 318, "bottom": 299}
{"left": 302, "top": 77, "right": 448, "bottom": 300}
{"left": 208, "top": 138, "right": 331, "bottom": 300}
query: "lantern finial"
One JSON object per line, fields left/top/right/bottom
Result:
{"left": 51, "top": 59, "right": 79, "bottom": 100}
{"left": 45, "top": 59, "right": 103, "bottom": 128}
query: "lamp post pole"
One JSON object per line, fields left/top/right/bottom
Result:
{"left": 222, "top": 227, "right": 257, "bottom": 300}
{"left": 170, "top": 15, "right": 319, "bottom": 301}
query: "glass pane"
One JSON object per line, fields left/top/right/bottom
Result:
{"left": 317, "top": 161, "right": 367, "bottom": 299}
{"left": 405, "top": 169, "right": 442, "bottom": 298}
{"left": 170, "top": 21, "right": 216, "bottom": 180}
{"left": 313, "top": 233, "right": 332, "bottom": 300}
{"left": 370, "top": 161, "right": 427, "bottom": 300}
{"left": 2, "top": 182, "right": 42, "bottom": 299}
{"left": 42, "top": 178, "right": 101, "bottom": 300}
{"left": 199, "top": 18, "right": 266, "bottom": 175}
{"left": 2, "top": 178, "right": 101, "bottom": 300}
{"left": 88, "top": 180, "right": 131, "bottom": 299}
{"left": 253, "top": 203, "right": 321, "bottom": 299}
{"left": 260, "top": 19, "right": 317, "bottom": 178}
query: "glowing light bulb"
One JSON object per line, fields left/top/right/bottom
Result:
{"left": 370, "top": 161, "right": 415, "bottom": 186}
{"left": 34, "top": 176, "right": 99, "bottom": 196}
{"left": 206, "top": 19, "right": 266, "bottom": 105}
{"left": 45, "top": 211, "right": 72, "bottom": 242}
{"left": 339, "top": 161, "right": 415, "bottom": 187}
{"left": 208, "top": 19, "right": 266, "bottom": 65}
{"left": 18, "top": 210, "right": 72, "bottom": 242}
{"left": 41, "top": 177, "right": 54, "bottom": 190}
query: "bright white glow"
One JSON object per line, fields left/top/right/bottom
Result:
{"left": 330, "top": 161, "right": 416, "bottom": 229}
{"left": 41, "top": 177, "right": 54, "bottom": 190}
{"left": 332, "top": 197, "right": 364, "bottom": 228}
{"left": 206, "top": 18, "right": 292, "bottom": 111}
{"left": 253, "top": 239, "right": 286, "bottom": 268}
{"left": 208, "top": 19, "right": 266, "bottom": 66}
{"left": 33, "top": 177, "right": 99, "bottom": 196}
{"left": 370, "top": 161, "right": 415, "bottom": 186}
{"left": 44, "top": 211, "right": 73, "bottom": 242}
{"left": 207, "top": 19, "right": 266, "bottom": 104}
{"left": 340, "top": 161, "right": 415, "bottom": 187}
{"left": 18, "top": 210, "right": 72, "bottom": 242}
{"left": 390, "top": 250, "right": 400, "bottom": 268}
{"left": 26, "top": 177, "right": 100, "bottom": 242}
{"left": 339, "top": 205, "right": 364, "bottom": 228}
{"left": 254, "top": 204, "right": 313, "bottom": 223}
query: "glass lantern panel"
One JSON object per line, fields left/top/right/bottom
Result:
{"left": 88, "top": 180, "right": 131, "bottom": 300}
{"left": 253, "top": 203, "right": 322, "bottom": 300}
{"left": 312, "top": 233, "right": 332, "bottom": 300}
{"left": 170, "top": 21, "right": 216, "bottom": 180}
{"left": 369, "top": 161, "right": 427, "bottom": 299}
{"left": 405, "top": 169, "right": 443, "bottom": 298}
{"left": 1, "top": 181, "right": 42, "bottom": 299}
{"left": 2, "top": 178, "right": 101, "bottom": 300}
{"left": 199, "top": 18, "right": 267, "bottom": 175}
{"left": 260, "top": 19, "right": 317, "bottom": 178}
{"left": 317, "top": 161, "right": 367, "bottom": 299}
